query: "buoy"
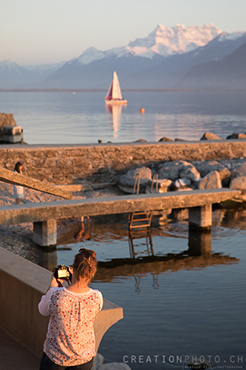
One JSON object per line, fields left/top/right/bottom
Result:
{"left": 140, "top": 108, "right": 145, "bottom": 113}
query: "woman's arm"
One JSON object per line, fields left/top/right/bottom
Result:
{"left": 38, "top": 275, "right": 61, "bottom": 316}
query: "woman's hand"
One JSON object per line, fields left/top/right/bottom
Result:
{"left": 46, "top": 274, "right": 63, "bottom": 292}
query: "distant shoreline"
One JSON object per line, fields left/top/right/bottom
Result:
{"left": 0, "top": 88, "right": 245, "bottom": 93}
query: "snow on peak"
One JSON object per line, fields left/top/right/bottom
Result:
{"left": 128, "top": 23, "right": 223, "bottom": 57}
{"left": 72, "top": 23, "right": 223, "bottom": 65}
{"left": 76, "top": 47, "right": 106, "bottom": 65}
{"left": 217, "top": 31, "right": 246, "bottom": 42}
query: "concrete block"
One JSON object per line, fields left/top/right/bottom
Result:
{"left": 3, "top": 125, "right": 22, "bottom": 135}
{"left": 33, "top": 219, "right": 57, "bottom": 247}
{"left": 189, "top": 204, "right": 212, "bottom": 229}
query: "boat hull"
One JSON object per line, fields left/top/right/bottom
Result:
{"left": 105, "top": 99, "right": 127, "bottom": 105}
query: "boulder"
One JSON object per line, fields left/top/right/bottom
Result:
{"left": 158, "top": 136, "right": 173, "bottom": 142}
{"left": 198, "top": 171, "right": 222, "bottom": 190}
{"left": 0, "top": 113, "right": 17, "bottom": 128}
{"left": 227, "top": 133, "right": 246, "bottom": 139}
{"left": 200, "top": 132, "right": 222, "bottom": 140}
{"left": 145, "top": 179, "right": 172, "bottom": 193}
{"left": 158, "top": 161, "right": 199, "bottom": 182}
{"left": 134, "top": 139, "right": 147, "bottom": 142}
{"left": 231, "top": 163, "right": 246, "bottom": 178}
{"left": 179, "top": 164, "right": 200, "bottom": 182}
{"left": 173, "top": 178, "right": 191, "bottom": 189}
{"left": 117, "top": 167, "right": 152, "bottom": 194}
{"left": 192, "top": 160, "right": 231, "bottom": 186}
{"left": 98, "top": 363, "right": 132, "bottom": 370}
{"left": 220, "top": 158, "right": 246, "bottom": 171}
{"left": 229, "top": 176, "right": 246, "bottom": 191}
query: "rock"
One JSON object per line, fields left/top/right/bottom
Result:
{"left": 0, "top": 113, "right": 17, "bottom": 128}
{"left": 117, "top": 167, "right": 152, "bottom": 194}
{"left": 93, "top": 353, "right": 105, "bottom": 370}
{"left": 231, "top": 163, "right": 246, "bottom": 178}
{"left": 229, "top": 176, "right": 246, "bottom": 191}
{"left": 175, "top": 138, "right": 186, "bottom": 141}
{"left": 227, "top": 133, "right": 246, "bottom": 139}
{"left": 134, "top": 139, "right": 147, "bottom": 142}
{"left": 98, "top": 363, "right": 132, "bottom": 370}
{"left": 158, "top": 161, "right": 199, "bottom": 182}
{"left": 180, "top": 164, "right": 200, "bottom": 182}
{"left": 200, "top": 132, "right": 222, "bottom": 140}
{"left": 198, "top": 171, "right": 222, "bottom": 190}
{"left": 220, "top": 158, "right": 246, "bottom": 171}
{"left": 145, "top": 179, "right": 172, "bottom": 193}
{"left": 173, "top": 178, "right": 191, "bottom": 189}
{"left": 192, "top": 160, "right": 231, "bottom": 186}
{"left": 158, "top": 161, "right": 183, "bottom": 180}
{"left": 158, "top": 136, "right": 173, "bottom": 142}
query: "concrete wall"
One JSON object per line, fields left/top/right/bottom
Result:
{"left": 0, "top": 247, "right": 123, "bottom": 357}
{"left": 0, "top": 141, "right": 246, "bottom": 184}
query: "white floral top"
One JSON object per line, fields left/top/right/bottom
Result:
{"left": 38, "top": 287, "right": 103, "bottom": 366}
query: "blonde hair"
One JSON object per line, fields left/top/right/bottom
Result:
{"left": 73, "top": 248, "right": 97, "bottom": 282}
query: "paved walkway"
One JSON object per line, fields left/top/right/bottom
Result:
{"left": 0, "top": 327, "right": 40, "bottom": 370}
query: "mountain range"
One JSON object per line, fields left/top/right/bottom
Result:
{"left": 1, "top": 23, "right": 246, "bottom": 89}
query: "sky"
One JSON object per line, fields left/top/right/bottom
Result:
{"left": 1, "top": 0, "right": 246, "bottom": 66}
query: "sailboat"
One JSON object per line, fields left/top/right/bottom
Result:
{"left": 105, "top": 71, "right": 127, "bottom": 105}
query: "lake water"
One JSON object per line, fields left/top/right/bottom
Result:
{"left": 1, "top": 90, "right": 246, "bottom": 369}
{"left": 1, "top": 90, "right": 246, "bottom": 144}
{"left": 29, "top": 208, "right": 246, "bottom": 370}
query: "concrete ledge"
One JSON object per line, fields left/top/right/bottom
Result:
{"left": 0, "top": 189, "right": 241, "bottom": 225}
{"left": 0, "top": 247, "right": 123, "bottom": 357}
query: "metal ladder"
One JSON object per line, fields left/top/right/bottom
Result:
{"left": 128, "top": 173, "right": 158, "bottom": 231}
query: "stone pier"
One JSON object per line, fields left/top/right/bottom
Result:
{"left": 0, "top": 189, "right": 241, "bottom": 247}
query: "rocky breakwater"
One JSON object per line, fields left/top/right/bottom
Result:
{"left": 117, "top": 158, "right": 246, "bottom": 202}
{"left": 0, "top": 112, "right": 24, "bottom": 144}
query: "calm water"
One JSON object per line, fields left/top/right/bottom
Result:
{"left": 1, "top": 90, "right": 246, "bottom": 144}
{"left": 1, "top": 90, "right": 246, "bottom": 369}
{"left": 33, "top": 208, "right": 246, "bottom": 370}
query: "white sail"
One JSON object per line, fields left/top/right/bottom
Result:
{"left": 111, "top": 71, "right": 122, "bottom": 100}
{"left": 105, "top": 71, "right": 127, "bottom": 104}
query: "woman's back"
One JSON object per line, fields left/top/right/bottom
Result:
{"left": 40, "top": 286, "right": 103, "bottom": 366}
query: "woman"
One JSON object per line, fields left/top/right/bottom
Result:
{"left": 13, "top": 161, "right": 24, "bottom": 204}
{"left": 38, "top": 248, "right": 103, "bottom": 370}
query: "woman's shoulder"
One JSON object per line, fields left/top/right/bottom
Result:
{"left": 90, "top": 289, "right": 103, "bottom": 308}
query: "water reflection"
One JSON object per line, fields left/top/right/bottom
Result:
{"left": 105, "top": 104, "right": 123, "bottom": 138}
{"left": 31, "top": 205, "right": 245, "bottom": 286}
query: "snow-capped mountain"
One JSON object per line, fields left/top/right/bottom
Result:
{"left": 127, "top": 23, "right": 222, "bottom": 57}
{"left": 123, "top": 31, "right": 246, "bottom": 88}
{"left": 72, "top": 23, "right": 222, "bottom": 65}
{"left": 1, "top": 23, "right": 246, "bottom": 89}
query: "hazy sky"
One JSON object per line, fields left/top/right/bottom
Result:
{"left": 1, "top": 0, "right": 246, "bottom": 65}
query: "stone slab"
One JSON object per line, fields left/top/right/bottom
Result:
{"left": 0, "top": 189, "right": 241, "bottom": 225}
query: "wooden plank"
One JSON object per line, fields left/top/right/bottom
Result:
{"left": 0, "top": 188, "right": 241, "bottom": 225}
{"left": 0, "top": 167, "right": 73, "bottom": 200}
